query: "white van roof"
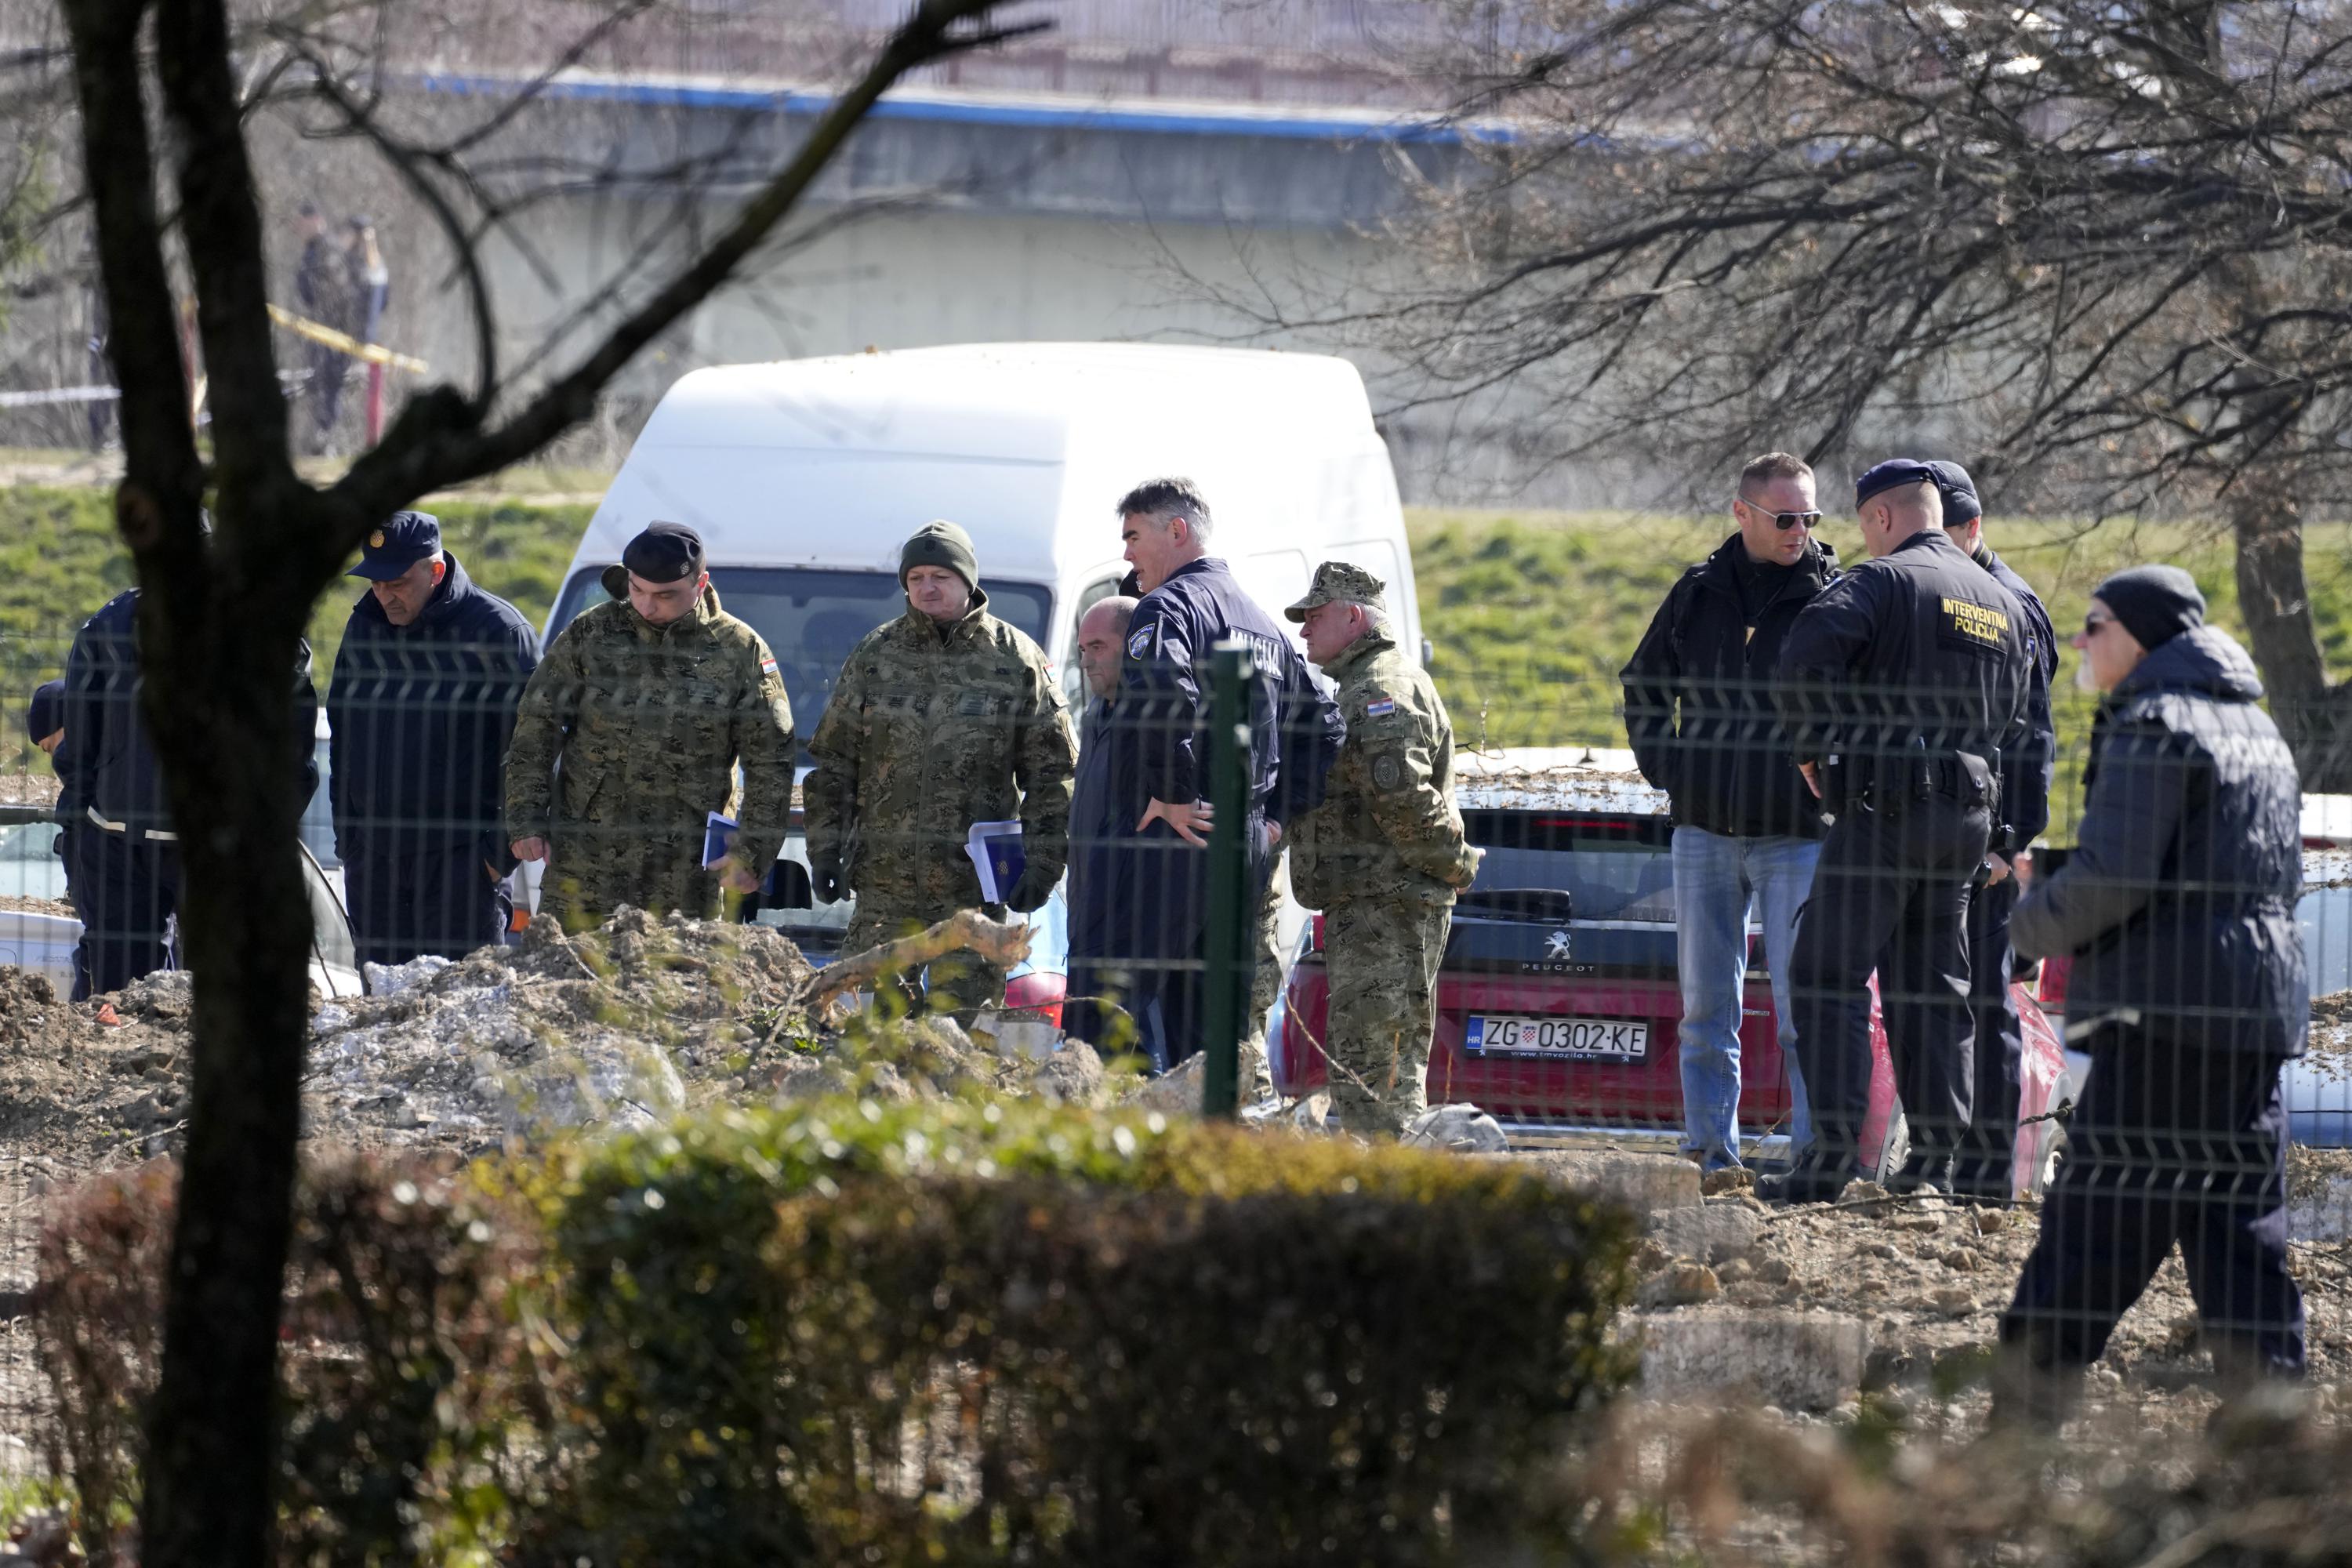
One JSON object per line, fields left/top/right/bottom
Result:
{"left": 572, "top": 343, "right": 1393, "bottom": 586}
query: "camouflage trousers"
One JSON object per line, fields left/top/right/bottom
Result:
{"left": 844, "top": 893, "right": 1007, "bottom": 1018}
{"left": 1323, "top": 897, "right": 1451, "bottom": 1138}
{"left": 1239, "top": 852, "right": 1285, "bottom": 1102}
{"left": 539, "top": 826, "right": 720, "bottom": 931}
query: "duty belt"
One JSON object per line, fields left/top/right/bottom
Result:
{"left": 86, "top": 805, "right": 177, "bottom": 843}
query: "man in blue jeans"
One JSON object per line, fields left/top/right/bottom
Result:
{"left": 1622, "top": 452, "right": 1839, "bottom": 1171}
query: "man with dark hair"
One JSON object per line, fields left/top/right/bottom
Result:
{"left": 1623, "top": 451, "right": 1838, "bottom": 1173}
{"left": 804, "top": 521, "right": 1076, "bottom": 1017}
{"left": 506, "top": 521, "right": 794, "bottom": 927}
{"left": 328, "top": 510, "right": 540, "bottom": 966}
{"left": 1105, "top": 477, "right": 1343, "bottom": 1070}
{"left": 1768, "top": 460, "right": 2032, "bottom": 1202}
{"left": 1926, "top": 461, "right": 2057, "bottom": 1202}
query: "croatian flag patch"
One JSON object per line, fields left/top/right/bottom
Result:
{"left": 1364, "top": 699, "right": 1397, "bottom": 717}
{"left": 760, "top": 656, "right": 779, "bottom": 676}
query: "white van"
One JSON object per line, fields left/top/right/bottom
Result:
{"left": 541, "top": 342, "right": 1420, "bottom": 991}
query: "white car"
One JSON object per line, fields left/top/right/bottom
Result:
{"left": 0, "top": 807, "right": 365, "bottom": 999}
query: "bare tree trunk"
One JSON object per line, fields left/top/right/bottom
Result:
{"left": 58, "top": 0, "right": 1027, "bottom": 1559}
{"left": 2227, "top": 471, "right": 2352, "bottom": 789}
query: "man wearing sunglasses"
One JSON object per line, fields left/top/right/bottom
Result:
{"left": 1622, "top": 451, "right": 1840, "bottom": 1176}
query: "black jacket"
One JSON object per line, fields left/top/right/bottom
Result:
{"left": 56, "top": 589, "right": 320, "bottom": 840}
{"left": 1621, "top": 534, "right": 1838, "bottom": 839}
{"left": 1774, "top": 528, "right": 2033, "bottom": 840}
{"left": 1066, "top": 695, "right": 1144, "bottom": 969}
{"left": 328, "top": 551, "right": 541, "bottom": 858}
{"left": 2011, "top": 626, "right": 2306, "bottom": 1058}
{"left": 1119, "top": 557, "right": 1343, "bottom": 830}
{"left": 1973, "top": 541, "right": 2057, "bottom": 849}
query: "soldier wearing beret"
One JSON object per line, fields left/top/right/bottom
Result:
{"left": 1767, "top": 460, "right": 2033, "bottom": 1201}
{"left": 329, "top": 510, "right": 540, "bottom": 965}
{"left": 1285, "top": 561, "right": 1480, "bottom": 1136}
{"left": 503, "top": 521, "right": 795, "bottom": 927}
{"left": 804, "top": 521, "right": 1076, "bottom": 1016}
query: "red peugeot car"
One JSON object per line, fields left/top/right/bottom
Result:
{"left": 1275, "top": 754, "right": 2073, "bottom": 1197}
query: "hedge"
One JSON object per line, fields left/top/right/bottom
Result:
{"left": 34, "top": 1098, "right": 1642, "bottom": 1565}
{"left": 530, "top": 1098, "right": 1641, "bottom": 1566}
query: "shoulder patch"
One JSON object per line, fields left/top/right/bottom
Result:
{"left": 1127, "top": 625, "right": 1156, "bottom": 659}
{"left": 1364, "top": 698, "right": 1397, "bottom": 717}
{"left": 1370, "top": 750, "right": 1408, "bottom": 792}
{"left": 760, "top": 655, "right": 779, "bottom": 677}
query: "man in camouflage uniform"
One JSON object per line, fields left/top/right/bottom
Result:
{"left": 505, "top": 521, "right": 794, "bottom": 927}
{"left": 804, "top": 521, "right": 1076, "bottom": 1015}
{"left": 1285, "top": 561, "right": 1480, "bottom": 1136}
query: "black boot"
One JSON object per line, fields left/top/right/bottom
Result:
{"left": 1987, "top": 1344, "right": 2082, "bottom": 1434}
{"left": 1889, "top": 1149, "right": 1956, "bottom": 1197}
{"left": 1757, "top": 1150, "right": 1855, "bottom": 1205}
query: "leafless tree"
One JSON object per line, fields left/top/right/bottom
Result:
{"left": 44, "top": 0, "right": 1039, "bottom": 1562}
{"left": 1240, "top": 1, "right": 2352, "bottom": 783}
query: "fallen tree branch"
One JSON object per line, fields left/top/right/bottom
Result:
{"left": 807, "top": 911, "right": 1035, "bottom": 1011}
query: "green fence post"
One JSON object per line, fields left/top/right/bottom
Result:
{"left": 1200, "top": 637, "right": 1256, "bottom": 1119}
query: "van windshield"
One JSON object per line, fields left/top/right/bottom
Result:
{"left": 547, "top": 568, "right": 1054, "bottom": 767}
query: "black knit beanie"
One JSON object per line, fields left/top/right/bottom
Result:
{"left": 2093, "top": 565, "right": 2205, "bottom": 651}
{"left": 900, "top": 520, "right": 978, "bottom": 592}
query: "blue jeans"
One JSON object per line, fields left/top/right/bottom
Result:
{"left": 1671, "top": 826, "right": 1820, "bottom": 1168}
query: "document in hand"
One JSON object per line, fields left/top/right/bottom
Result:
{"left": 702, "top": 811, "right": 739, "bottom": 868}
{"left": 964, "top": 820, "right": 1025, "bottom": 905}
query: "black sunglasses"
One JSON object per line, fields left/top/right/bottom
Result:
{"left": 1738, "top": 497, "right": 1821, "bottom": 531}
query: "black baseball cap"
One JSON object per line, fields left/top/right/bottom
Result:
{"left": 1854, "top": 458, "right": 1938, "bottom": 509}
{"left": 347, "top": 510, "right": 441, "bottom": 580}
{"left": 25, "top": 679, "right": 63, "bottom": 744}
{"left": 1925, "top": 460, "right": 1983, "bottom": 526}
{"left": 622, "top": 520, "right": 705, "bottom": 584}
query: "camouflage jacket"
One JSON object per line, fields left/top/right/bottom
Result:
{"left": 503, "top": 572, "right": 796, "bottom": 869}
{"left": 1289, "top": 631, "right": 1477, "bottom": 909}
{"left": 804, "top": 590, "right": 1076, "bottom": 906}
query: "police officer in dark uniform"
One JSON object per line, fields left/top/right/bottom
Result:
{"left": 1926, "top": 462, "right": 2058, "bottom": 1202}
{"left": 328, "top": 510, "right": 541, "bottom": 967}
{"left": 54, "top": 589, "right": 321, "bottom": 997}
{"left": 1108, "top": 477, "right": 1344, "bottom": 1070}
{"left": 1766, "top": 459, "right": 2033, "bottom": 1202}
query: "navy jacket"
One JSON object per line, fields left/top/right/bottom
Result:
{"left": 1066, "top": 695, "right": 1145, "bottom": 969}
{"left": 1973, "top": 541, "right": 2057, "bottom": 848}
{"left": 56, "top": 589, "right": 320, "bottom": 838}
{"left": 328, "top": 551, "right": 539, "bottom": 858}
{"left": 1621, "top": 534, "right": 1838, "bottom": 839}
{"left": 1118, "top": 557, "right": 1343, "bottom": 830}
{"left": 2011, "top": 626, "right": 2305, "bottom": 1058}
{"left": 1774, "top": 529, "right": 2033, "bottom": 840}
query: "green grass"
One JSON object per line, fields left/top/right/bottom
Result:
{"left": 1410, "top": 507, "right": 2352, "bottom": 835}
{"left": 9, "top": 483, "right": 2352, "bottom": 838}
{"left": 0, "top": 488, "right": 590, "bottom": 771}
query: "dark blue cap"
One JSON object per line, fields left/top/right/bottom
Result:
{"left": 348, "top": 510, "right": 441, "bottom": 580}
{"left": 1854, "top": 458, "right": 1938, "bottom": 509}
{"left": 622, "top": 520, "right": 705, "bottom": 584}
{"left": 25, "top": 678, "right": 62, "bottom": 744}
{"left": 1925, "top": 460, "right": 1982, "bottom": 526}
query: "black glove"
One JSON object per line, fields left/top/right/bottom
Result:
{"left": 811, "top": 855, "right": 844, "bottom": 904}
{"left": 1004, "top": 866, "right": 1054, "bottom": 914}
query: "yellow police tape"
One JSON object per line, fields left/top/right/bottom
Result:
{"left": 267, "top": 304, "right": 429, "bottom": 373}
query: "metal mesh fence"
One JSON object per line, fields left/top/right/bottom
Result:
{"left": 2, "top": 584, "right": 2350, "bottom": 1421}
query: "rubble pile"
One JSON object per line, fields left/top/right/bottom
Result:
{"left": 0, "top": 907, "right": 1109, "bottom": 1168}
{"left": 1530, "top": 1148, "right": 2352, "bottom": 1429}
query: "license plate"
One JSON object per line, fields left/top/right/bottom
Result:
{"left": 1466, "top": 1014, "right": 1649, "bottom": 1060}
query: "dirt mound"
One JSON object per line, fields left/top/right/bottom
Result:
{"left": 0, "top": 906, "right": 1107, "bottom": 1172}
